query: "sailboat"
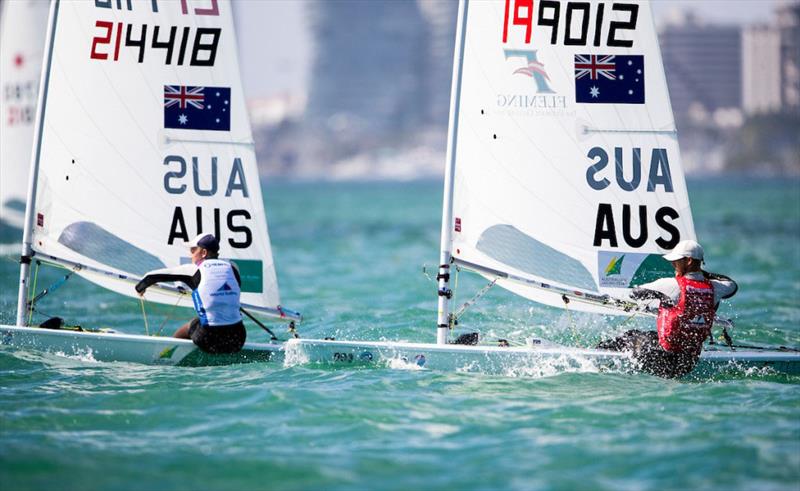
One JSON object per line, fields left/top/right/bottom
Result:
{"left": 0, "top": 0, "right": 50, "bottom": 233}
{"left": 3, "top": 0, "right": 797, "bottom": 376}
{"left": 287, "top": 0, "right": 800, "bottom": 377}
{"left": 0, "top": 0, "right": 299, "bottom": 365}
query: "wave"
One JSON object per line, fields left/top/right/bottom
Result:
{"left": 0, "top": 243, "right": 20, "bottom": 257}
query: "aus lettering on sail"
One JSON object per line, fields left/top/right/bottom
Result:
{"left": 86, "top": 0, "right": 256, "bottom": 251}
{"left": 162, "top": 155, "right": 253, "bottom": 250}
{"left": 586, "top": 146, "right": 681, "bottom": 251}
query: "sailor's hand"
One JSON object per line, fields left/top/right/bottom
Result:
{"left": 703, "top": 270, "right": 732, "bottom": 281}
{"left": 135, "top": 280, "right": 148, "bottom": 295}
{"left": 631, "top": 288, "right": 673, "bottom": 307}
{"left": 630, "top": 288, "right": 656, "bottom": 300}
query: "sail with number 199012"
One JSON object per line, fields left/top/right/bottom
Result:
{"left": 291, "top": 0, "right": 800, "bottom": 377}
{"left": 440, "top": 0, "right": 695, "bottom": 322}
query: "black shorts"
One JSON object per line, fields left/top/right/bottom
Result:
{"left": 598, "top": 329, "right": 699, "bottom": 379}
{"left": 188, "top": 318, "right": 246, "bottom": 354}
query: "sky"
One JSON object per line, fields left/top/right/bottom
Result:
{"left": 234, "top": 0, "right": 786, "bottom": 100}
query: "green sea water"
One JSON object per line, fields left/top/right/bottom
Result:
{"left": 1, "top": 178, "right": 799, "bottom": 491}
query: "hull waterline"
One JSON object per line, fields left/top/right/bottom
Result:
{"left": 3, "top": 325, "right": 797, "bottom": 377}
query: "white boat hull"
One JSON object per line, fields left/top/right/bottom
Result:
{"left": 2, "top": 325, "right": 798, "bottom": 377}
{"left": 0, "top": 325, "right": 283, "bottom": 366}
{"left": 286, "top": 338, "right": 800, "bottom": 378}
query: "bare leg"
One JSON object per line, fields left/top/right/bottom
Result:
{"left": 173, "top": 320, "right": 192, "bottom": 339}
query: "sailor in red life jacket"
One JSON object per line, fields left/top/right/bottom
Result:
{"left": 597, "top": 240, "right": 738, "bottom": 378}
{"left": 134, "top": 234, "right": 247, "bottom": 354}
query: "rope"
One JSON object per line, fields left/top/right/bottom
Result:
{"left": 561, "top": 295, "right": 581, "bottom": 347}
{"left": 155, "top": 295, "right": 184, "bottom": 337}
{"left": 2, "top": 254, "right": 20, "bottom": 265}
{"left": 613, "top": 311, "right": 639, "bottom": 331}
{"left": 27, "top": 261, "right": 41, "bottom": 326}
{"left": 453, "top": 278, "right": 497, "bottom": 321}
{"left": 240, "top": 307, "right": 279, "bottom": 341}
{"left": 139, "top": 296, "right": 150, "bottom": 336}
{"left": 451, "top": 265, "right": 460, "bottom": 328}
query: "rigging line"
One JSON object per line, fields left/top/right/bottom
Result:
{"left": 451, "top": 264, "right": 460, "bottom": 327}
{"left": 155, "top": 295, "right": 184, "bottom": 337}
{"left": 29, "top": 306, "right": 56, "bottom": 322}
{"left": 139, "top": 296, "right": 150, "bottom": 336}
{"left": 613, "top": 311, "right": 639, "bottom": 331}
{"left": 421, "top": 264, "right": 435, "bottom": 283}
{"left": 561, "top": 295, "right": 581, "bottom": 347}
{"left": 240, "top": 307, "right": 279, "bottom": 342}
{"left": 26, "top": 261, "right": 41, "bottom": 326}
{"left": 2, "top": 254, "right": 21, "bottom": 265}
{"left": 30, "top": 269, "right": 76, "bottom": 306}
{"left": 453, "top": 278, "right": 497, "bottom": 321}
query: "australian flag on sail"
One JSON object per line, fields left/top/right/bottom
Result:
{"left": 574, "top": 55, "right": 645, "bottom": 104}
{"left": 164, "top": 85, "right": 231, "bottom": 131}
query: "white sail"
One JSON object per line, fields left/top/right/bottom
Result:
{"left": 27, "top": 0, "right": 291, "bottom": 318}
{"left": 447, "top": 0, "right": 695, "bottom": 314}
{"left": 0, "top": 0, "right": 50, "bottom": 231}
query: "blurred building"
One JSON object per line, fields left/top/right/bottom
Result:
{"left": 247, "top": 93, "right": 306, "bottom": 128}
{"left": 742, "top": 2, "right": 800, "bottom": 114}
{"left": 418, "top": 0, "right": 458, "bottom": 127}
{"left": 659, "top": 15, "right": 742, "bottom": 123}
{"left": 742, "top": 25, "right": 781, "bottom": 114}
{"left": 302, "top": 0, "right": 457, "bottom": 168}
{"left": 777, "top": 2, "right": 800, "bottom": 111}
{"left": 306, "top": 0, "right": 427, "bottom": 137}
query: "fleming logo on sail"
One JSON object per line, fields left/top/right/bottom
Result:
{"left": 164, "top": 85, "right": 231, "bottom": 131}
{"left": 504, "top": 49, "right": 555, "bottom": 94}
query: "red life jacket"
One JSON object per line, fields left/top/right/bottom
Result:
{"left": 657, "top": 275, "right": 716, "bottom": 355}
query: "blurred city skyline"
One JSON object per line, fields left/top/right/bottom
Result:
{"left": 236, "top": 0, "right": 787, "bottom": 100}
{"left": 236, "top": 0, "right": 798, "bottom": 178}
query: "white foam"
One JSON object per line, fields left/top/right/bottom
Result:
{"left": 53, "top": 347, "right": 98, "bottom": 363}
{"left": 282, "top": 339, "right": 309, "bottom": 367}
{"left": 387, "top": 356, "right": 425, "bottom": 370}
{"left": 502, "top": 353, "right": 629, "bottom": 379}
{"left": 419, "top": 423, "right": 459, "bottom": 438}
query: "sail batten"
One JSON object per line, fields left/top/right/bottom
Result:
{"left": 445, "top": 0, "right": 695, "bottom": 315}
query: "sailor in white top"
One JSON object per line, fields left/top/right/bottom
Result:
{"left": 135, "top": 234, "right": 246, "bottom": 354}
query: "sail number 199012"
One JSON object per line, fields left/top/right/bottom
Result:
{"left": 502, "top": 0, "right": 639, "bottom": 48}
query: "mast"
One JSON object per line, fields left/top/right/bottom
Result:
{"left": 16, "top": 0, "right": 59, "bottom": 326}
{"left": 436, "top": 0, "right": 469, "bottom": 345}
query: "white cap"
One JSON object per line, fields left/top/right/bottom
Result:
{"left": 186, "top": 233, "right": 219, "bottom": 251}
{"left": 663, "top": 239, "right": 704, "bottom": 262}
